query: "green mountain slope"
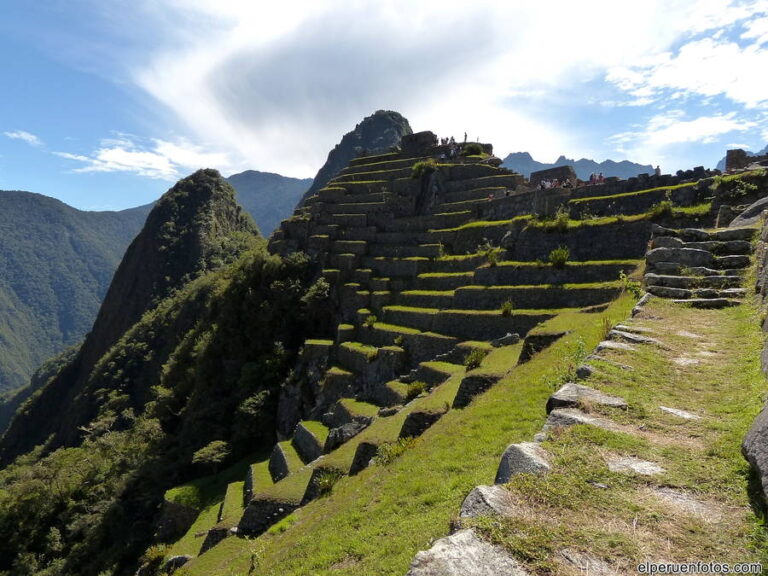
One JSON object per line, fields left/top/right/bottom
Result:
{"left": 0, "top": 191, "right": 151, "bottom": 394}
{"left": 226, "top": 170, "right": 312, "bottom": 236}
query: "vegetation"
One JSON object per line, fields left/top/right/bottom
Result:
{"left": 548, "top": 246, "right": 570, "bottom": 268}
{"left": 0, "top": 192, "right": 151, "bottom": 394}
{"left": 464, "top": 348, "right": 489, "bottom": 370}
{"left": 500, "top": 300, "right": 514, "bottom": 317}
{"left": 411, "top": 159, "right": 437, "bottom": 179}
{"left": 462, "top": 143, "right": 484, "bottom": 156}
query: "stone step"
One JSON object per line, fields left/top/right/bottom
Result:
{"left": 409, "top": 361, "right": 465, "bottom": 386}
{"left": 671, "top": 298, "right": 742, "bottom": 308}
{"left": 244, "top": 460, "right": 273, "bottom": 504}
{"left": 326, "top": 202, "right": 391, "bottom": 216}
{"left": 361, "top": 255, "right": 484, "bottom": 279}
{"left": 323, "top": 398, "right": 379, "bottom": 429}
{"left": 238, "top": 468, "right": 312, "bottom": 536}
{"left": 337, "top": 226, "right": 379, "bottom": 242}
{"left": 381, "top": 306, "right": 557, "bottom": 342}
{"left": 330, "top": 240, "right": 368, "bottom": 255}
{"left": 452, "top": 284, "right": 621, "bottom": 310}
{"left": 651, "top": 223, "right": 757, "bottom": 242}
{"left": 644, "top": 273, "right": 742, "bottom": 289}
{"left": 646, "top": 285, "right": 747, "bottom": 299}
{"left": 366, "top": 243, "right": 442, "bottom": 258}
{"left": 650, "top": 235, "right": 753, "bottom": 255}
{"left": 648, "top": 262, "right": 746, "bottom": 276}
{"left": 393, "top": 290, "right": 455, "bottom": 309}
{"left": 546, "top": 383, "right": 628, "bottom": 413}
{"left": 381, "top": 211, "right": 474, "bottom": 232}
{"left": 326, "top": 180, "right": 387, "bottom": 195}
{"left": 441, "top": 185, "right": 509, "bottom": 205}
{"left": 337, "top": 341, "right": 381, "bottom": 373}
{"left": 434, "top": 196, "right": 493, "bottom": 213}
{"left": 329, "top": 213, "right": 368, "bottom": 227}
{"left": 443, "top": 173, "right": 524, "bottom": 193}
{"left": 321, "top": 366, "right": 356, "bottom": 399}
{"left": 357, "top": 323, "right": 459, "bottom": 363}
{"left": 268, "top": 441, "right": 305, "bottom": 483}
{"left": 292, "top": 421, "right": 331, "bottom": 463}
{"left": 347, "top": 151, "right": 405, "bottom": 167}
{"left": 332, "top": 166, "right": 412, "bottom": 182}
{"left": 328, "top": 253, "right": 360, "bottom": 273}
{"left": 473, "top": 260, "right": 641, "bottom": 285}
{"left": 569, "top": 184, "right": 700, "bottom": 218}
{"left": 415, "top": 272, "right": 475, "bottom": 290}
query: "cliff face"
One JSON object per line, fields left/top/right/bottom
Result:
{"left": 299, "top": 110, "right": 412, "bottom": 206}
{"left": 0, "top": 169, "right": 259, "bottom": 463}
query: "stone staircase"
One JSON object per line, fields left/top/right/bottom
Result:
{"left": 644, "top": 224, "right": 757, "bottom": 308}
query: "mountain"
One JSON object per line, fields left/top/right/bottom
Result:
{"left": 0, "top": 169, "right": 259, "bottom": 462}
{"left": 299, "top": 109, "right": 412, "bottom": 205}
{"left": 0, "top": 191, "right": 152, "bottom": 394}
{"left": 502, "top": 152, "right": 654, "bottom": 180}
{"left": 226, "top": 170, "right": 312, "bottom": 236}
{"left": 716, "top": 144, "right": 768, "bottom": 171}
{"left": 0, "top": 169, "right": 324, "bottom": 574}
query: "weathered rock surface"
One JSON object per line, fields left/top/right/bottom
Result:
{"left": 546, "top": 383, "right": 627, "bottom": 413}
{"left": 400, "top": 409, "right": 446, "bottom": 438}
{"left": 660, "top": 406, "right": 701, "bottom": 420}
{"left": 325, "top": 420, "right": 368, "bottom": 451}
{"left": 742, "top": 404, "right": 768, "bottom": 501}
{"left": 495, "top": 442, "right": 551, "bottom": 483}
{"left": 405, "top": 528, "right": 529, "bottom": 576}
{"left": 606, "top": 456, "right": 665, "bottom": 475}
{"left": 460, "top": 485, "right": 519, "bottom": 518}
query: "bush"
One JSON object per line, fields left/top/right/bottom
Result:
{"left": 411, "top": 159, "right": 437, "bottom": 179}
{"left": 500, "top": 300, "right": 514, "bottom": 317}
{"left": 548, "top": 246, "right": 570, "bottom": 269}
{"left": 462, "top": 142, "right": 483, "bottom": 156}
{"left": 393, "top": 335, "right": 404, "bottom": 347}
{"left": 406, "top": 380, "right": 427, "bottom": 402}
{"left": 464, "top": 348, "right": 488, "bottom": 370}
{"left": 619, "top": 270, "right": 642, "bottom": 298}
{"left": 649, "top": 199, "right": 673, "bottom": 218}
{"left": 373, "top": 437, "right": 417, "bottom": 466}
{"left": 364, "top": 315, "right": 377, "bottom": 328}
{"left": 192, "top": 440, "right": 231, "bottom": 471}
{"left": 315, "top": 469, "right": 343, "bottom": 497}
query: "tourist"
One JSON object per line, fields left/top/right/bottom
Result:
{"left": 654, "top": 165, "right": 661, "bottom": 177}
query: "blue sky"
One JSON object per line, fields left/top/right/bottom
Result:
{"left": 1, "top": 1, "right": 767, "bottom": 211}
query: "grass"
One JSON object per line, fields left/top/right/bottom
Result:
{"left": 339, "top": 398, "right": 380, "bottom": 419}
{"left": 490, "top": 260, "right": 642, "bottom": 268}
{"left": 300, "top": 421, "right": 330, "bottom": 446}
{"left": 340, "top": 341, "right": 379, "bottom": 360}
{"left": 181, "top": 294, "right": 637, "bottom": 576}
{"left": 430, "top": 215, "right": 530, "bottom": 233}
{"left": 525, "top": 202, "right": 713, "bottom": 230}
{"left": 569, "top": 181, "right": 697, "bottom": 204}
{"left": 471, "top": 297, "right": 768, "bottom": 570}
{"left": 371, "top": 322, "right": 422, "bottom": 335}
{"left": 275, "top": 441, "right": 305, "bottom": 475}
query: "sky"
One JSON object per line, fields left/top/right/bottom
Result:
{"left": 0, "top": 0, "right": 767, "bottom": 211}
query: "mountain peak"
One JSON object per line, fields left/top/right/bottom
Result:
{"left": 300, "top": 110, "right": 412, "bottom": 205}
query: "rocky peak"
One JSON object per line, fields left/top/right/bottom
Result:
{"left": 299, "top": 110, "right": 412, "bottom": 205}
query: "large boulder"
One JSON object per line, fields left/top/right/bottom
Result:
{"left": 743, "top": 404, "right": 768, "bottom": 501}
{"left": 495, "top": 442, "right": 551, "bottom": 483}
{"left": 405, "top": 528, "right": 530, "bottom": 576}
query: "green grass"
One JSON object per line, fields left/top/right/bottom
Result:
{"left": 305, "top": 339, "right": 334, "bottom": 346}
{"left": 400, "top": 290, "right": 455, "bottom": 297}
{"left": 301, "top": 421, "right": 330, "bottom": 446}
{"left": 472, "top": 297, "right": 768, "bottom": 570}
{"left": 491, "top": 259, "right": 642, "bottom": 268}
{"left": 276, "top": 441, "right": 305, "bottom": 475}
{"left": 372, "top": 322, "right": 422, "bottom": 335}
{"left": 339, "top": 341, "right": 378, "bottom": 360}
{"left": 339, "top": 398, "right": 380, "bottom": 419}
{"left": 384, "top": 305, "right": 439, "bottom": 315}
{"left": 254, "top": 467, "right": 313, "bottom": 505}
{"left": 219, "top": 481, "right": 245, "bottom": 525}
{"left": 569, "top": 181, "right": 697, "bottom": 204}
{"left": 417, "top": 272, "right": 474, "bottom": 278}
{"left": 431, "top": 215, "right": 530, "bottom": 233}
{"left": 181, "top": 295, "right": 636, "bottom": 575}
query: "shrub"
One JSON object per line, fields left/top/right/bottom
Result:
{"left": 600, "top": 317, "right": 613, "bottom": 340}
{"left": 364, "top": 315, "right": 377, "bottom": 328}
{"left": 393, "top": 335, "right": 404, "bottom": 347}
{"left": 619, "top": 270, "right": 642, "bottom": 298}
{"left": 411, "top": 159, "right": 437, "bottom": 179}
{"left": 464, "top": 348, "right": 488, "bottom": 370}
{"left": 551, "top": 205, "right": 570, "bottom": 233}
{"left": 548, "top": 246, "right": 570, "bottom": 269}
{"left": 500, "top": 300, "right": 514, "bottom": 317}
{"left": 649, "top": 199, "right": 673, "bottom": 218}
{"left": 192, "top": 440, "right": 231, "bottom": 472}
{"left": 373, "top": 437, "right": 417, "bottom": 466}
{"left": 462, "top": 142, "right": 483, "bottom": 156}
{"left": 315, "top": 469, "right": 343, "bottom": 497}
{"left": 406, "top": 380, "right": 427, "bottom": 401}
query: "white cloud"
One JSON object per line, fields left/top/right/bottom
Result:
{"left": 55, "top": 136, "right": 232, "bottom": 179}
{"left": 4, "top": 130, "right": 43, "bottom": 147}
{"left": 609, "top": 111, "right": 758, "bottom": 168}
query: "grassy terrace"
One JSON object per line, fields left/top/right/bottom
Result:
{"left": 569, "top": 181, "right": 698, "bottom": 204}
{"left": 431, "top": 215, "right": 530, "bottom": 233}
{"left": 181, "top": 294, "right": 637, "bottom": 575}
{"left": 472, "top": 297, "right": 768, "bottom": 571}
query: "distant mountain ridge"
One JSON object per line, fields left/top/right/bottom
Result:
{"left": 0, "top": 191, "right": 152, "bottom": 394}
{"left": 227, "top": 170, "right": 312, "bottom": 235}
{"left": 502, "top": 152, "right": 654, "bottom": 180}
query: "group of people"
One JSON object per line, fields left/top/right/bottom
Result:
{"left": 538, "top": 178, "right": 575, "bottom": 190}
{"left": 437, "top": 135, "right": 468, "bottom": 160}
{"left": 588, "top": 173, "right": 605, "bottom": 185}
